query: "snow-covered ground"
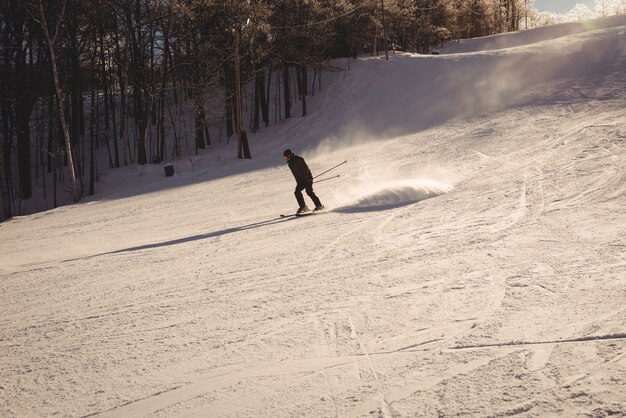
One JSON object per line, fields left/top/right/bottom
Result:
{"left": 1, "top": 16, "right": 626, "bottom": 418}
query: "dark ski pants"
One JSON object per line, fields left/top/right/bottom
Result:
{"left": 295, "top": 180, "right": 322, "bottom": 209}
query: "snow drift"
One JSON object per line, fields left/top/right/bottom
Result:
{"left": 335, "top": 178, "right": 453, "bottom": 211}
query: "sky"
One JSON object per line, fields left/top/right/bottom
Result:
{"left": 534, "top": 0, "right": 595, "bottom": 13}
{"left": 1, "top": 15, "right": 626, "bottom": 418}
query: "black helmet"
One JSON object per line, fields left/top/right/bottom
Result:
{"left": 283, "top": 149, "right": 293, "bottom": 157}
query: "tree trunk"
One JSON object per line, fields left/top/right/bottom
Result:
{"left": 300, "top": 66, "right": 307, "bottom": 117}
{"left": 89, "top": 87, "right": 96, "bottom": 196}
{"left": 283, "top": 65, "right": 291, "bottom": 120}
{"left": 194, "top": 96, "right": 205, "bottom": 152}
{"left": 37, "top": 0, "right": 79, "bottom": 202}
{"left": 240, "top": 129, "right": 251, "bottom": 159}
{"left": 51, "top": 47, "right": 79, "bottom": 202}
{"left": 0, "top": 101, "right": 11, "bottom": 220}
{"left": 119, "top": 68, "right": 129, "bottom": 165}
{"left": 233, "top": 26, "right": 248, "bottom": 159}
{"left": 260, "top": 68, "right": 269, "bottom": 127}
{"left": 98, "top": 27, "right": 114, "bottom": 169}
{"left": 138, "top": 91, "right": 151, "bottom": 165}
{"left": 52, "top": 152, "right": 57, "bottom": 208}
{"left": 129, "top": 2, "right": 148, "bottom": 166}
{"left": 0, "top": 150, "right": 9, "bottom": 221}
{"left": 202, "top": 104, "right": 210, "bottom": 146}
{"left": 13, "top": 36, "right": 36, "bottom": 201}
{"left": 112, "top": 22, "right": 123, "bottom": 167}
{"left": 265, "top": 65, "right": 272, "bottom": 127}
{"left": 253, "top": 69, "right": 261, "bottom": 133}
{"left": 158, "top": 93, "right": 165, "bottom": 161}
{"left": 15, "top": 102, "right": 33, "bottom": 200}
{"left": 158, "top": 32, "right": 169, "bottom": 161}
{"left": 70, "top": 27, "right": 83, "bottom": 176}
{"left": 224, "top": 61, "right": 234, "bottom": 140}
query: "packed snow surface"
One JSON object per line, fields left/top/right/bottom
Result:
{"left": 1, "top": 16, "right": 626, "bottom": 418}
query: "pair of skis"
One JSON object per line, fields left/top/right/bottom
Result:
{"left": 280, "top": 208, "right": 325, "bottom": 218}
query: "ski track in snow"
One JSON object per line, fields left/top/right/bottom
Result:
{"left": 2, "top": 16, "right": 626, "bottom": 418}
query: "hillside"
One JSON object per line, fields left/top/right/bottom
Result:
{"left": 440, "top": 14, "right": 626, "bottom": 53}
{"left": 1, "top": 16, "right": 625, "bottom": 417}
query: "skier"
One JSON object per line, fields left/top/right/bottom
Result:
{"left": 283, "top": 149, "right": 324, "bottom": 214}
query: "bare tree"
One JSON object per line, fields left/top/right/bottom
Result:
{"left": 30, "top": 0, "right": 80, "bottom": 202}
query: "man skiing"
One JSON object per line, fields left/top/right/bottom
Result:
{"left": 283, "top": 149, "right": 324, "bottom": 215}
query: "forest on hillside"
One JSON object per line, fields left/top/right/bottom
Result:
{"left": 0, "top": 0, "right": 618, "bottom": 222}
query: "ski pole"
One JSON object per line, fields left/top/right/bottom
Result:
{"left": 313, "top": 160, "right": 347, "bottom": 180}
{"left": 314, "top": 174, "right": 340, "bottom": 184}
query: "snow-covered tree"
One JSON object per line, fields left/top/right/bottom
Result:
{"left": 595, "top": 0, "right": 612, "bottom": 16}
{"left": 567, "top": 3, "right": 594, "bottom": 21}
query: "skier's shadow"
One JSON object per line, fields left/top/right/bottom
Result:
{"left": 63, "top": 216, "right": 292, "bottom": 262}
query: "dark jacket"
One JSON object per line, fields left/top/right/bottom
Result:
{"left": 287, "top": 155, "right": 313, "bottom": 183}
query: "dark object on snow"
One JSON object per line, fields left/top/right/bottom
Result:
{"left": 283, "top": 150, "right": 323, "bottom": 212}
{"left": 164, "top": 164, "right": 175, "bottom": 177}
{"left": 432, "top": 50, "right": 440, "bottom": 55}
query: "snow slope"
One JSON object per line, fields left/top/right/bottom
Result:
{"left": 1, "top": 16, "right": 626, "bottom": 418}
{"left": 440, "top": 14, "right": 626, "bottom": 53}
